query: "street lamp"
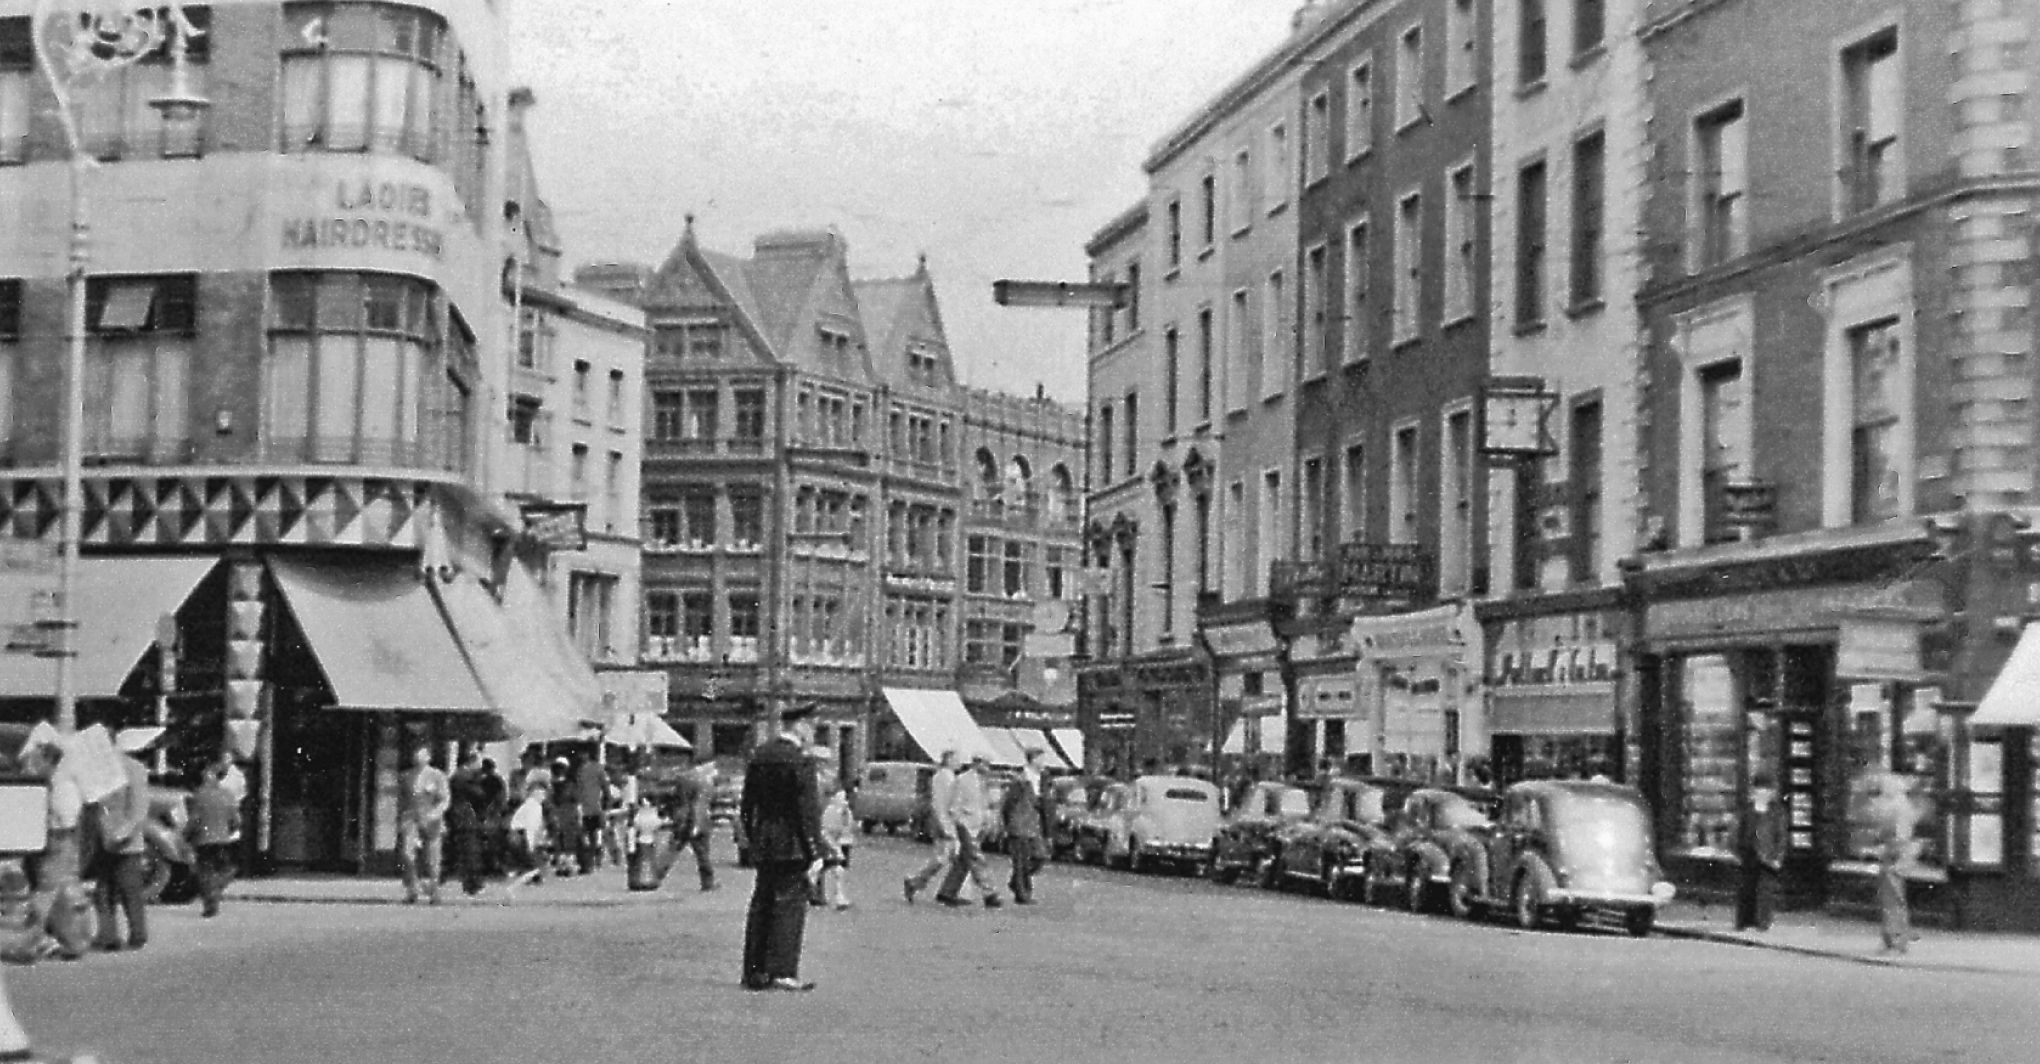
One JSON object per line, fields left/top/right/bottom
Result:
{"left": 31, "top": 1, "right": 208, "bottom": 732}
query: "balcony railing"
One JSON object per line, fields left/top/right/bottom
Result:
{"left": 642, "top": 635, "right": 715, "bottom": 663}
{"left": 645, "top": 435, "right": 773, "bottom": 458}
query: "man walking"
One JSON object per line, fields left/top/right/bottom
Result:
{"left": 740, "top": 703, "right": 826, "bottom": 992}
{"left": 935, "top": 754, "right": 1003, "bottom": 909}
{"left": 1002, "top": 749, "right": 1050, "bottom": 905}
{"left": 1872, "top": 772, "right": 1919, "bottom": 955}
{"left": 903, "top": 749, "right": 961, "bottom": 903}
{"left": 668, "top": 753, "right": 719, "bottom": 892}
{"left": 398, "top": 743, "right": 450, "bottom": 905}
{"left": 90, "top": 729, "right": 158, "bottom": 951}
{"left": 188, "top": 758, "right": 242, "bottom": 918}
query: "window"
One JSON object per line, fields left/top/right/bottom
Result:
{"left": 1303, "top": 245, "right": 1328, "bottom": 377}
{"left": 515, "top": 308, "right": 553, "bottom": 374}
{"left": 1004, "top": 540, "right": 1027, "bottom": 598}
{"left": 1232, "top": 148, "right": 1255, "bottom": 232}
{"left": 571, "top": 360, "right": 591, "bottom": 417}
{"left": 85, "top": 275, "right": 198, "bottom": 462}
{"left": 1097, "top": 402, "right": 1114, "bottom": 485}
{"left": 968, "top": 535, "right": 993, "bottom": 594}
{"left": 0, "top": 19, "right": 31, "bottom": 164}
{"left": 645, "top": 590, "right": 679, "bottom": 641}
{"left": 1694, "top": 100, "right": 1748, "bottom": 268}
{"left": 648, "top": 506, "right": 681, "bottom": 548}
{"left": 569, "top": 443, "right": 589, "bottom": 501}
{"left": 1515, "top": 158, "right": 1548, "bottom": 330}
{"left": 1196, "top": 307, "right": 1215, "bottom": 422}
{"left": 1391, "top": 424, "right": 1419, "bottom": 544}
{"left": 1200, "top": 172, "right": 1218, "bottom": 248}
{"left": 651, "top": 391, "right": 683, "bottom": 440}
{"left": 1267, "top": 121, "right": 1291, "bottom": 210}
{"left": 1165, "top": 197, "right": 1183, "bottom": 270}
{"left": 1342, "top": 443, "right": 1366, "bottom": 544}
{"left": 1673, "top": 654, "right": 1738, "bottom": 857}
{"left": 1447, "top": 0, "right": 1477, "bottom": 97}
{"left": 1519, "top": 0, "right": 1548, "bottom": 87}
{"left": 965, "top": 620, "right": 998, "bottom": 665}
{"left": 606, "top": 370, "right": 626, "bottom": 428}
{"left": 0, "top": 279, "right": 15, "bottom": 451}
{"left": 1699, "top": 359, "right": 1748, "bottom": 544}
{"left": 1195, "top": 492, "right": 1213, "bottom": 594}
{"left": 1263, "top": 271, "right": 1288, "bottom": 400}
{"left": 1300, "top": 456, "right": 1324, "bottom": 561}
{"left": 1842, "top": 29, "right": 1902, "bottom": 214}
{"left": 1445, "top": 163, "right": 1476, "bottom": 322}
{"left": 1850, "top": 319, "right": 1903, "bottom": 524}
{"left": 1305, "top": 92, "right": 1331, "bottom": 184}
{"left": 1097, "top": 279, "right": 1116, "bottom": 348}
{"left": 566, "top": 572, "right": 617, "bottom": 660}
{"left": 265, "top": 273, "right": 458, "bottom": 468}
{"left": 1569, "top": 400, "right": 1603, "bottom": 581}
{"left": 1159, "top": 503, "right": 1177, "bottom": 632}
{"left": 682, "top": 489, "right": 716, "bottom": 546}
{"left": 1393, "top": 193, "right": 1422, "bottom": 343}
{"left": 1347, "top": 59, "right": 1375, "bottom": 160}
{"left": 1574, "top": 0, "right": 1605, "bottom": 57}
{"left": 1046, "top": 546, "right": 1068, "bottom": 599}
{"left": 1441, "top": 410, "right": 1472, "bottom": 593}
{"left": 1124, "top": 260, "right": 1142, "bottom": 334}
{"left": 733, "top": 388, "right": 767, "bottom": 443}
{"left": 72, "top": 6, "right": 211, "bottom": 160}
{"left": 685, "top": 388, "right": 718, "bottom": 440}
{"left": 1123, "top": 391, "right": 1139, "bottom": 478}
{"left": 1163, "top": 325, "right": 1181, "bottom": 431}
{"left": 281, "top": 3, "right": 443, "bottom": 160}
{"left": 730, "top": 492, "right": 763, "bottom": 548}
{"left": 1570, "top": 130, "right": 1606, "bottom": 308}
{"left": 1224, "top": 480, "right": 1245, "bottom": 597}
{"left": 1345, "top": 219, "right": 1372, "bottom": 363}
{"left": 507, "top": 397, "right": 541, "bottom": 446}
{"left": 728, "top": 592, "right": 761, "bottom": 651}
{"left": 1230, "top": 288, "right": 1254, "bottom": 411}
{"left": 1396, "top": 24, "right": 1425, "bottom": 130}
{"left": 683, "top": 591, "right": 713, "bottom": 641}
{"left": 1259, "top": 469, "right": 1283, "bottom": 594}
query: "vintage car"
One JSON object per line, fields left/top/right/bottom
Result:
{"left": 1044, "top": 776, "right": 1096, "bottom": 860}
{"left": 1448, "top": 780, "right": 1675, "bottom": 936}
{"left": 1267, "top": 778, "right": 1391, "bottom": 899}
{"left": 1071, "top": 781, "right": 1132, "bottom": 865}
{"left": 1361, "top": 787, "right": 1493, "bottom": 913}
{"left": 850, "top": 761, "right": 935, "bottom": 836}
{"left": 1207, "top": 781, "right": 1313, "bottom": 884}
{"left": 1100, "top": 775, "right": 1222, "bottom": 874}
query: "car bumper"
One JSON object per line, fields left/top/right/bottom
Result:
{"left": 1144, "top": 842, "right": 1213, "bottom": 859}
{"left": 1547, "top": 884, "right": 1674, "bottom": 910}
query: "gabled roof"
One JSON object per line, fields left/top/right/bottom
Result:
{"left": 855, "top": 263, "right": 954, "bottom": 392}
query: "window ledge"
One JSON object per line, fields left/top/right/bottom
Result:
{"left": 1267, "top": 200, "right": 1288, "bottom": 218}
{"left": 1192, "top": 420, "right": 1215, "bottom": 436}
{"left": 1340, "top": 356, "right": 1372, "bottom": 372}
{"left": 1516, "top": 78, "right": 1549, "bottom": 101}
{"left": 1231, "top": 223, "right": 1254, "bottom": 240}
{"left": 1512, "top": 319, "right": 1548, "bottom": 338}
{"left": 1164, "top": 267, "right": 1182, "bottom": 283}
{"left": 1225, "top": 405, "right": 1251, "bottom": 420}
{"left": 1565, "top": 297, "right": 1607, "bottom": 321}
{"left": 1198, "top": 245, "right": 1216, "bottom": 262}
{"left": 1261, "top": 391, "right": 1286, "bottom": 406}
{"left": 1391, "top": 334, "right": 1422, "bottom": 352}
{"left": 1442, "top": 312, "right": 1479, "bottom": 332}
{"left": 1305, "top": 174, "right": 1331, "bottom": 192}
{"left": 1396, "top": 116, "right": 1425, "bottom": 136}
{"left": 1570, "top": 43, "right": 1608, "bottom": 72}
{"left": 1300, "top": 369, "right": 1329, "bottom": 386}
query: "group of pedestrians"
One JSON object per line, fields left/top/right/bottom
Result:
{"left": 902, "top": 746, "right": 1051, "bottom": 910}
{"left": 1735, "top": 768, "right": 1922, "bottom": 955}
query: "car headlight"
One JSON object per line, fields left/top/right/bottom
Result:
{"left": 1650, "top": 881, "right": 1676, "bottom": 902}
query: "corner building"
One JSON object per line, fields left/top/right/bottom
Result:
{"left": 0, "top": 1, "right": 602, "bottom": 874}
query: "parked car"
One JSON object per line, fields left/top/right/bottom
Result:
{"left": 1447, "top": 780, "right": 1675, "bottom": 936}
{"left": 1100, "top": 775, "right": 1221, "bottom": 874}
{"left": 851, "top": 761, "right": 936, "bottom": 836}
{"left": 1044, "top": 776, "right": 1095, "bottom": 860}
{"left": 1072, "top": 782, "right": 1131, "bottom": 865}
{"left": 1268, "top": 777, "right": 1392, "bottom": 899}
{"left": 1362, "top": 787, "right": 1493, "bottom": 913}
{"left": 1207, "top": 781, "right": 1312, "bottom": 884}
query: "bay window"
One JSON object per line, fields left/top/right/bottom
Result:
{"left": 282, "top": 2, "right": 442, "bottom": 159}
{"left": 86, "top": 275, "right": 196, "bottom": 462}
{"left": 265, "top": 271, "right": 445, "bottom": 467}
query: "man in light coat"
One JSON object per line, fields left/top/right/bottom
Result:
{"left": 935, "top": 754, "right": 1003, "bottom": 908}
{"left": 903, "top": 749, "right": 961, "bottom": 903}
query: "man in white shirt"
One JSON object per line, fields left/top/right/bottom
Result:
{"left": 902, "top": 749, "right": 961, "bottom": 904}
{"left": 934, "top": 754, "right": 1003, "bottom": 909}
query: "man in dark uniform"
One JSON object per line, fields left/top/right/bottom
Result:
{"left": 739, "top": 702, "right": 825, "bottom": 992}
{"left": 1735, "top": 772, "right": 1789, "bottom": 931}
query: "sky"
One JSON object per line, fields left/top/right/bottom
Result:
{"left": 506, "top": 0, "right": 1299, "bottom": 404}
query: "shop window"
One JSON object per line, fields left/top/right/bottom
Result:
{"left": 282, "top": 2, "right": 444, "bottom": 161}
{"left": 1841, "top": 683, "right": 1947, "bottom": 870}
{"left": 1673, "top": 654, "right": 1738, "bottom": 858}
{"left": 87, "top": 274, "right": 197, "bottom": 462}
{"left": 72, "top": 5, "right": 211, "bottom": 160}
{"left": 0, "top": 19, "right": 31, "bottom": 164}
{"left": 265, "top": 272, "right": 444, "bottom": 467}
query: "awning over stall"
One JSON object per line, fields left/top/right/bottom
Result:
{"left": 269, "top": 556, "right": 494, "bottom": 714}
{"left": 1973, "top": 624, "right": 2040, "bottom": 727}
{"left": 1049, "top": 727, "right": 1085, "bottom": 770}
{"left": 433, "top": 572, "right": 593, "bottom": 739}
{"left": 882, "top": 687, "right": 996, "bottom": 763}
{"left": 981, "top": 726, "right": 1029, "bottom": 768}
{"left": 0, "top": 555, "right": 215, "bottom": 698}
{"left": 1009, "top": 727, "right": 1074, "bottom": 770}
{"left": 1219, "top": 715, "right": 1287, "bottom": 756}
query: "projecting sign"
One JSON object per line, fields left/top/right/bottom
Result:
{"left": 520, "top": 502, "right": 588, "bottom": 551}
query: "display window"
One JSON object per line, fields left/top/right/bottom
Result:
{"left": 1674, "top": 653, "right": 1739, "bottom": 858}
{"left": 1841, "top": 682, "right": 1948, "bottom": 870}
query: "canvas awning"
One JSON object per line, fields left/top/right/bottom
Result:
{"left": 1220, "top": 715, "right": 1288, "bottom": 756}
{"left": 605, "top": 711, "right": 692, "bottom": 750}
{"left": 1973, "top": 623, "right": 2040, "bottom": 727}
{"left": 0, "top": 555, "right": 215, "bottom": 698}
{"left": 1049, "top": 727, "right": 1085, "bottom": 770}
{"left": 433, "top": 571, "right": 592, "bottom": 739}
{"left": 882, "top": 687, "right": 996, "bottom": 763}
{"left": 1009, "top": 727, "right": 1074, "bottom": 770}
{"left": 982, "top": 726, "right": 1029, "bottom": 768}
{"left": 269, "top": 556, "right": 493, "bottom": 714}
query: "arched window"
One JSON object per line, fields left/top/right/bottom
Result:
{"left": 975, "top": 448, "right": 1001, "bottom": 498}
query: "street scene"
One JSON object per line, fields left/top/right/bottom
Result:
{"left": 4, "top": 0, "right": 2040, "bottom": 1060}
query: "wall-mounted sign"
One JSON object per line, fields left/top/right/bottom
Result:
{"left": 1836, "top": 612, "right": 1926, "bottom": 681}
{"left": 520, "top": 502, "right": 587, "bottom": 551}
{"left": 1479, "top": 376, "right": 1560, "bottom": 462}
{"left": 1335, "top": 542, "right": 1436, "bottom": 604}
{"left": 282, "top": 178, "right": 446, "bottom": 259}
{"left": 1719, "top": 480, "right": 1778, "bottom": 528}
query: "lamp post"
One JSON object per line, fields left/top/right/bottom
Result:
{"left": 30, "top": 2, "right": 207, "bottom": 732}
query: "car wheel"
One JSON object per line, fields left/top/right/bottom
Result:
{"left": 1512, "top": 870, "right": 1546, "bottom": 931}
{"left": 885, "top": 822, "right": 899, "bottom": 836}
{"left": 1447, "top": 867, "right": 1478, "bottom": 921}
{"left": 1207, "top": 853, "right": 1241, "bottom": 885}
{"left": 1320, "top": 856, "right": 1342, "bottom": 900}
{"left": 1404, "top": 867, "right": 1428, "bottom": 914}
{"left": 1625, "top": 908, "right": 1656, "bottom": 938}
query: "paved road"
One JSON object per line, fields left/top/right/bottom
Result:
{"left": 12, "top": 836, "right": 2031, "bottom": 1064}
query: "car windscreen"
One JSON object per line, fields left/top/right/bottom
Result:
{"left": 1435, "top": 795, "right": 1489, "bottom": 830}
{"left": 1276, "top": 790, "right": 1312, "bottom": 816}
{"left": 1164, "top": 787, "right": 1214, "bottom": 802}
{"left": 1550, "top": 791, "right": 1652, "bottom": 868}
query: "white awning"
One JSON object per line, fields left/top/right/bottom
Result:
{"left": 1049, "top": 727, "right": 1085, "bottom": 770}
{"left": 1009, "top": 727, "right": 1074, "bottom": 771}
{"left": 270, "top": 556, "right": 494, "bottom": 714}
{"left": 1973, "top": 623, "right": 2040, "bottom": 727}
{"left": 882, "top": 687, "right": 996, "bottom": 763}
{"left": 433, "top": 571, "right": 594, "bottom": 738}
{"left": 982, "top": 726, "right": 1029, "bottom": 768}
{"left": 1221, "top": 715, "right": 1287, "bottom": 756}
{"left": 0, "top": 555, "right": 215, "bottom": 698}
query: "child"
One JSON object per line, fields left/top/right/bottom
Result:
{"left": 818, "top": 783, "right": 856, "bottom": 911}
{"left": 502, "top": 783, "right": 550, "bottom": 899}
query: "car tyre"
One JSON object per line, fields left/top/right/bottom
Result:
{"left": 1207, "top": 853, "right": 1241, "bottom": 885}
{"left": 1128, "top": 838, "right": 1146, "bottom": 874}
{"left": 1447, "top": 866, "right": 1479, "bottom": 921}
{"left": 1512, "top": 868, "right": 1548, "bottom": 931}
{"left": 1625, "top": 908, "right": 1655, "bottom": 938}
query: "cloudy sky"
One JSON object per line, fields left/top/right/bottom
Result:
{"left": 506, "top": 0, "right": 1297, "bottom": 403}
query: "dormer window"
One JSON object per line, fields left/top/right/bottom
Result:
{"left": 818, "top": 326, "right": 852, "bottom": 358}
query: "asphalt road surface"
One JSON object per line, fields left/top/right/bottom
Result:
{"left": 13, "top": 836, "right": 2031, "bottom": 1064}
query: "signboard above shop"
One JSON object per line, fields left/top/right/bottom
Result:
{"left": 520, "top": 502, "right": 588, "bottom": 551}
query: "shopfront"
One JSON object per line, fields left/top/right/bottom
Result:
{"left": 1479, "top": 592, "right": 1627, "bottom": 787}
{"left": 1349, "top": 604, "right": 1481, "bottom": 786}
{"left": 1290, "top": 630, "right": 1360, "bottom": 774}
{"left": 1630, "top": 540, "right": 1954, "bottom": 911}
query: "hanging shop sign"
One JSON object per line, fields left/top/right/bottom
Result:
{"left": 520, "top": 502, "right": 588, "bottom": 551}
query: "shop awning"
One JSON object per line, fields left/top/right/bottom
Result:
{"left": 1972, "top": 624, "right": 2040, "bottom": 727}
{"left": 1220, "top": 715, "right": 1287, "bottom": 755}
{"left": 882, "top": 687, "right": 996, "bottom": 763}
{"left": 1009, "top": 727, "right": 1074, "bottom": 770}
{"left": 433, "top": 571, "right": 594, "bottom": 739}
{"left": 269, "top": 556, "right": 494, "bottom": 714}
{"left": 981, "top": 726, "right": 1029, "bottom": 768}
{"left": 0, "top": 555, "right": 216, "bottom": 698}
{"left": 1049, "top": 727, "right": 1085, "bottom": 770}
{"left": 1488, "top": 684, "right": 1618, "bottom": 736}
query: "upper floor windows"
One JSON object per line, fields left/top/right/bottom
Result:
{"left": 1396, "top": 23, "right": 1425, "bottom": 131}
{"left": 1446, "top": 0, "right": 1477, "bottom": 98}
{"left": 1519, "top": 0, "right": 1548, "bottom": 89}
{"left": 1841, "top": 28, "right": 1902, "bottom": 215}
{"left": 87, "top": 274, "right": 198, "bottom": 462}
{"left": 282, "top": 3, "right": 443, "bottom": 158}
{"left": 1346, "top": 58, "right": 1375, "bottom": 160}
{"left": 1304, "top": 92, "right": 1331, "bottom": 185}
{"left": 1165, "top": 197, "right": 1183, "bottom": 271}
{"left": 1691, "top": 99, "right": 1748, "bottom": 271}
{"left": 73, "top": 6, "right": 213, "bottom": 160}
{"left": 1574, "top": 0, "right": 1606, "bottom": 58}
{"left": 1199, "top": 171, "right": 1218, "bottom": 250}
{"left": 0, "top": 19, "right": 29, "bottom": 163}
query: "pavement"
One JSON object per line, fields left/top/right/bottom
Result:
{"left": 224, "top": 863, "right": 708, "bottom": 909}
{"left": 1652, "top": 899, "right": 2040, "bottom": 976}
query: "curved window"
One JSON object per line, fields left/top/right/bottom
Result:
{"left": 264, "top": 271, "right": 468, "bottom": 471}
{"left": 281, "top": 2, "right": 444, "bottom": 160}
